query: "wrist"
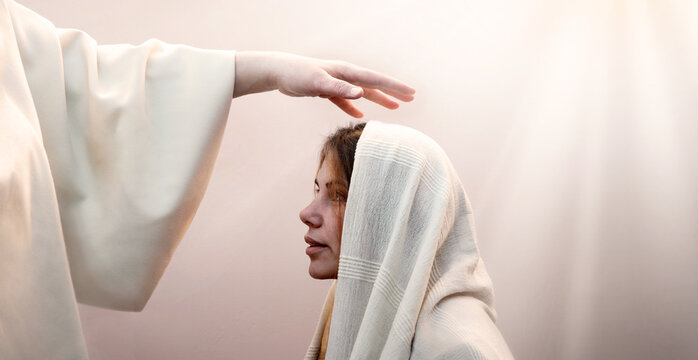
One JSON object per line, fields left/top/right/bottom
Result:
{"left": 233, "top": 51, "right": 279, "bottom": 98}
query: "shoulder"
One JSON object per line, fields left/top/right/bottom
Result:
{"left": 412, "top": 298, "right": 514, "bottom": 359}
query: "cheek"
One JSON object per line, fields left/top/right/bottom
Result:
{"left": 322, "top": 206, "right": 344, "bottom": 251}
{"left": 332, "top": 206, "right": 345, "bottom": 251}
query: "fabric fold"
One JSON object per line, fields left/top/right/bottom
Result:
{"left": 2, "top": 0, "right": 235, "bottom": 358}
{"left": 10, "top": 0, "right": 236, "bottom": 311}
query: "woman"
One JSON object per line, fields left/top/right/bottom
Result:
{"left": 299, "top": 122, "right": 514, "bottom": 359}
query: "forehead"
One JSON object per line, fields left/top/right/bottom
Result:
{"left": 316, "top": 157, "right": 336, "bottom": 182}
{"left": 316, "top": 154, "right": 347, "bottom": 186}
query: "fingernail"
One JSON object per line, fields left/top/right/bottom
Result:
{"left": 349, "top": 88, "right": 362, "bottom": 97}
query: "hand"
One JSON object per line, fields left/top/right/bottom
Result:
{"left": 233, "top": 51, "right": 415, "bottom": 118}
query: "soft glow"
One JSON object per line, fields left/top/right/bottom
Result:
{"left": 20, "top": 0, "right": 698, "bottom": 359}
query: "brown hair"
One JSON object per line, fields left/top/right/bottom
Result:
{"left": 319, "top": 122, "right": 366, "bottom": 188}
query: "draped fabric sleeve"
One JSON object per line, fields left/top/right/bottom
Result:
{"left": 9, "top": 1, "right": 236, "bottom": 311}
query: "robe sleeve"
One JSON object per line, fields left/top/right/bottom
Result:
{"left": 9, "top": 1, "right": 236, "bottom": 311}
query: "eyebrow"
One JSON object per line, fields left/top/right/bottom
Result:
{"left": 314, "top": 179, "right": 348, "bottom": 188}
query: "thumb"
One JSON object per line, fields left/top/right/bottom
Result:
{"left": 317, "top": 77, "right": 364, "bottom": 99}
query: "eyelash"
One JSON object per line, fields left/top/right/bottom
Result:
{"left": 314, "top": 187, "right": 346, "bottom": 202}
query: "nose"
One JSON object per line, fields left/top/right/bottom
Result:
{"left": 299, "top": 200, "right": 320, "bottom": 228}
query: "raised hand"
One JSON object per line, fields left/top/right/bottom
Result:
{"left": 233, "top": 51, "right": 415, "bottom": 118}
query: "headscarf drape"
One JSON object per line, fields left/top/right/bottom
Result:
{"left": 305, "top": 121, "right": 513, "bottom": 359}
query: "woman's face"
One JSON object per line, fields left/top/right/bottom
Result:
{"left": 299, "top": 155, "right": 347, "bottom": 279}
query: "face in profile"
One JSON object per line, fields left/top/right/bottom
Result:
{"left": 299, "top": 155, "right": 347, "bottom": 279}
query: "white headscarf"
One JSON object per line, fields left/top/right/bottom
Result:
{"left": 305, "top": 121, "right": 513, "bottom": 360}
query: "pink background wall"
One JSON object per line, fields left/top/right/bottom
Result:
{"left": 20, "top": 0, "right": 698, "bottom": 359}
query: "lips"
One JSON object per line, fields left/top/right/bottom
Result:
{"left": 305, "top": 235, "right": 325, "bottom": 247}
{"left": 305, "top": 235, "right": 328, "bottom": 256}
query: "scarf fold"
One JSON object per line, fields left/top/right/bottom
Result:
{"left": 305, "top": 121, "right": 513, "bottom": 359}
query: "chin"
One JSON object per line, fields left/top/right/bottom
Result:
{"left": 308, "top": 264, "right": 338, "bottom": 280}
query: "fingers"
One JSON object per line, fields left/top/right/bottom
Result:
{"left": 362, "top": 88, "right": 400, "bottom": 109}
{"left": 329, "top": 97, "right": 364, "bottom": 118}
{"left": 326, "top": 87, "right": 398, "bottom": 114}
{"left": 314, "top": 75, "right": 364, "bottom": 99}
{"left": 317, "top": 77, "right": 402, "bottom": 110}
{"left": 329, "top": 63, "right": 416, "bottom": 102}
{"left": 293, "top": 58, "right": 415, "bottom": 117}
{"left": 323, "top": 83, "right": 399, "bottom": 115}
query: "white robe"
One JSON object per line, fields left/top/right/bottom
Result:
{"left": 305, "top": 122, "right": 514, "bottom": 359}
{"left": 0, "top": 1, "right": 236, "bottom": 358}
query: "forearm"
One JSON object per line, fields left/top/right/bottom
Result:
{"left": 233, "top": 51, "right": 280, "bottom": 98}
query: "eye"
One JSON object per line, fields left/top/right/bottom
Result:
{"left": 331, "top": 190, "right": 347, "bottom": 202}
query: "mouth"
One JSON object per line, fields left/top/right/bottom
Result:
{"left": 304, "top": 235, "right": 325, "bottom": 246}
{"left": 305, "top": 235, "right": 328, "bottom": 255}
